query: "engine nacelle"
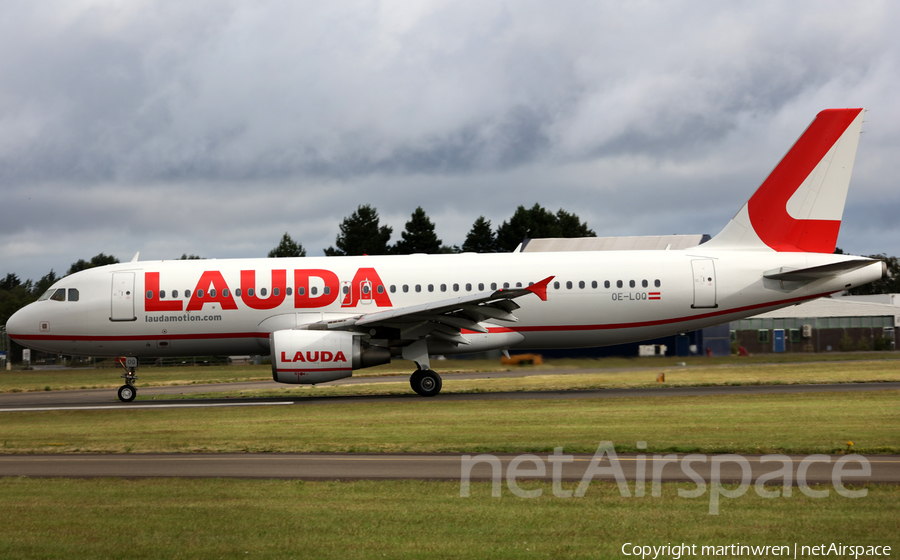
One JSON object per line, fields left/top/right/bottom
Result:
{"left": 270, "top": 329, "right": 390, "bottom": 384}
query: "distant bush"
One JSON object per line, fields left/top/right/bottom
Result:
{"left": 838, "top": 332, "right": 855, "bottom": 352}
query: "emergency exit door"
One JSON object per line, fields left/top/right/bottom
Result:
{"left": 691, "top": 259, "right": 717, "bottom": 309}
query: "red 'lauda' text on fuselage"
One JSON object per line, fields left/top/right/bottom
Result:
{"left": 144, "top": 268, "right": 392, "bottom": 312}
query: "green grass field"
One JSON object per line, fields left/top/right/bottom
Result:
{"left": 3, "top": 359, "right": 898, "bottom": 558}
{"left": 3, "top": 390, "right": 898, "bottom": 455}
{"left": 0, "top": 478, "right": 896, "bottom": 559}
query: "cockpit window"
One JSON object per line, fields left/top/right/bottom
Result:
{"left": 68, "top": 288, "right": 79, "bottom": 302}
{"left": 38, "top": 289, "right": 55, "bottom": 301}
{"left": 50, "top": 289, "right": 66, "bottom": 301}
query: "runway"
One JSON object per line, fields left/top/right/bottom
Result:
{"left": 0, "top": 452, "right": 896, "bottom": 484}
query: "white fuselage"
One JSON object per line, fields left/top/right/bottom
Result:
{"left": 7, "top": 248, "right": 883, "bottom": 360}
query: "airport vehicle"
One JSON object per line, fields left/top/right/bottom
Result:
{"left": 6, "top": 108, "right": 885, "bottom": 401}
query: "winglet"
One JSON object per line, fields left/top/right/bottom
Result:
{"left": 526, "top": 276, "right": 554, "bottom": 301}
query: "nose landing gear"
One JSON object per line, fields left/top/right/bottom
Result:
{"left": 117, "top": 357, "right": 139, "bottom": 402}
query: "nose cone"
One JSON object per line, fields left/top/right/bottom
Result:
{"left": 6, "top": 303, "right": 36, "bottom": 345}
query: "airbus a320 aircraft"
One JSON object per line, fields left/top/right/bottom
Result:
{"left": 6, "top": 108, "right": 886, "bottom": 402}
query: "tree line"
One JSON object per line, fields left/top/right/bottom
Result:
{"left": 269, "top": 203, "right": 595, "bottom": 257}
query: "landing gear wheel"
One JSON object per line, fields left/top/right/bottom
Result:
{"left": 118, "top": 384, "right": 137, "bottom": 402}
{"left": 410, "top": 369, "right": 442, "bottom": 397}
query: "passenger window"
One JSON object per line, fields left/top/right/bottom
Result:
{"left": 233, "top": 289, "right": 240, "bottom": 297}
{"left": 172, "top": 290, "right": 179, "bottom": 298}
{"left": 390, "top": 285, "right": 396, "bottom": 293}
{"left": 578, "top": 281, "right": 585, "bottom": 289}
{"left": 159, "top": 290, "right": 166, "bottom": 299}
{"left": 466, "top": 283, "right": 472, "bottom": 291}
{"left": 197, "top": 289, "right": 205, "bottom": 298}
{"left": 247, "top": 288, "right": 255, "bottom": 297}
{"left": 604, "top": 281, "right": 610, "bottom": 289}
{"left": 323, "top": 287, "right": 330, "bottom": 295}
{"left": 516, "top": 282, "right": 522, "bottom": 288}
{"left": 642, "top": 280, "right": 648, "bottom": 288}
{"left": 260, "top": 288, "right": 268, "bottom": 297}
{"left": 503, "top": 282, "right": 509, "bottom": 289}
{"left": 343, "top": 286, "right": 350, "bottom": 294}
{"left": 440, "top": 284, "right": 446, "bottom": 292}
{"left": 273, "top": 288, "right": 279, "bottom": 297}
{"left": 616, "top": 281, "right": 623, "bottom": 288}
{"left": 185, "top": 290, "right": 192, "bottom": 298}
{"left": 286, "top": 287, "right": 292, "bottom": 296}
{"left": 655, "top": 279, "right": 661, "bottom": 287}
{"left": 209, "top": 289, "right": 216, "bottom": 297}
{"left": 478, "top": 283, "right": 484, "bottom": 291}
{"left": 453, "top": 284, "right": 459, "bottom": 292}
{"left": 311, "top": 287, "right": 318, "bottom": 295}
{"left": 377, "top": 285, "right": 384, "bottom": 294}
{"left": 428, "top": 284, "right": 434, "bottom": 292}
{"left": 566, "top": 281, "right": 573, "bottom": 289}
{"left": 403, "top": 285, "right": 409, "bottom": 293}
{"left": 223, "top": 289, "right": 230, "bottom": 297}
{"left": 297, "top": 287, "right": 305, "bottom": 295}
{"left": 591, "top": 281, "right": 597, "bottom": 289}
{"left": 415, "top": 285, "right": 421, "bottom": 293}
{"left": 145, "top": 291, "right": 153, "bottom": 300}
{"left": 491, "top": 283, "right": 497, "bottom": 290}
{"left": 553, "top": 281, "right": 560, "bottom": 290}
{"left": 629, "top": 280, "right": 635, "bottom": 288}
{"left": 363, "top": 285, "right": 370, "bottom": 294}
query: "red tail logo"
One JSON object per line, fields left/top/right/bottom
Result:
{"left": 747, "top": 108, "right": 863, "bottom": 253}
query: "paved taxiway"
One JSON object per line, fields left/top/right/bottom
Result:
{"left": 1, "top": 364, "right": 899, "bottom": 411}
{"left": 1, "top": 452, "right": 896, "bottom": 484}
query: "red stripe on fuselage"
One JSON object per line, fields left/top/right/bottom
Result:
{"left": 9, "top": 291, "right": 835, "bottom": 344}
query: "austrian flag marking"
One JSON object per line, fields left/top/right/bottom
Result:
{"left": 649, "top": 292, "right": 661, "bottom": 300}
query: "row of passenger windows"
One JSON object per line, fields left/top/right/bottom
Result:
{"left": 151, "top": 286, "right": 342, "bottom": 299}
{"left": 148, "top": 279, "right": 662, "bottom": 300}
{"left": 39, "top": 288, "right": 79, "bottom": 302}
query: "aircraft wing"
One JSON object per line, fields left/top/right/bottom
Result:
{"left": 300, "top": 276, "right": 554, "bottom": 345}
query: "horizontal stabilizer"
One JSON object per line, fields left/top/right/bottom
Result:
{"left": 763, "top": 259, "right": 876, "bottom": 282}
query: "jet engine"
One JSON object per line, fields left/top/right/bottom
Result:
{"left": 270, "top": 329, "right": 390, "bottom": 384}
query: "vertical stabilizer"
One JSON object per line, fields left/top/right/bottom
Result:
{"left": 704, "top": 108, "right": 865, "bottom": 253}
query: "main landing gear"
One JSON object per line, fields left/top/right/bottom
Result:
{"left": 402, "top": 340, "right": 442, "bottom": 397}
{"left": 409, "top": 369, "right": 442, "bottom": 397}
{"left": 117, "top": 357, "right": 139, "bottom": 402}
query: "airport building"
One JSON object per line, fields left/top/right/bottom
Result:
{"left": 729, "top": 295, "right": 899, "bottom": 354}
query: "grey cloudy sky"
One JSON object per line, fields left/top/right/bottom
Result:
{"left": 2, "top": 0, "right": 899, "bottom": 280}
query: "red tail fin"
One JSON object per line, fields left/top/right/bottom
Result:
{"left": 704, "top": 108, "right": 865, "bottom": 253}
